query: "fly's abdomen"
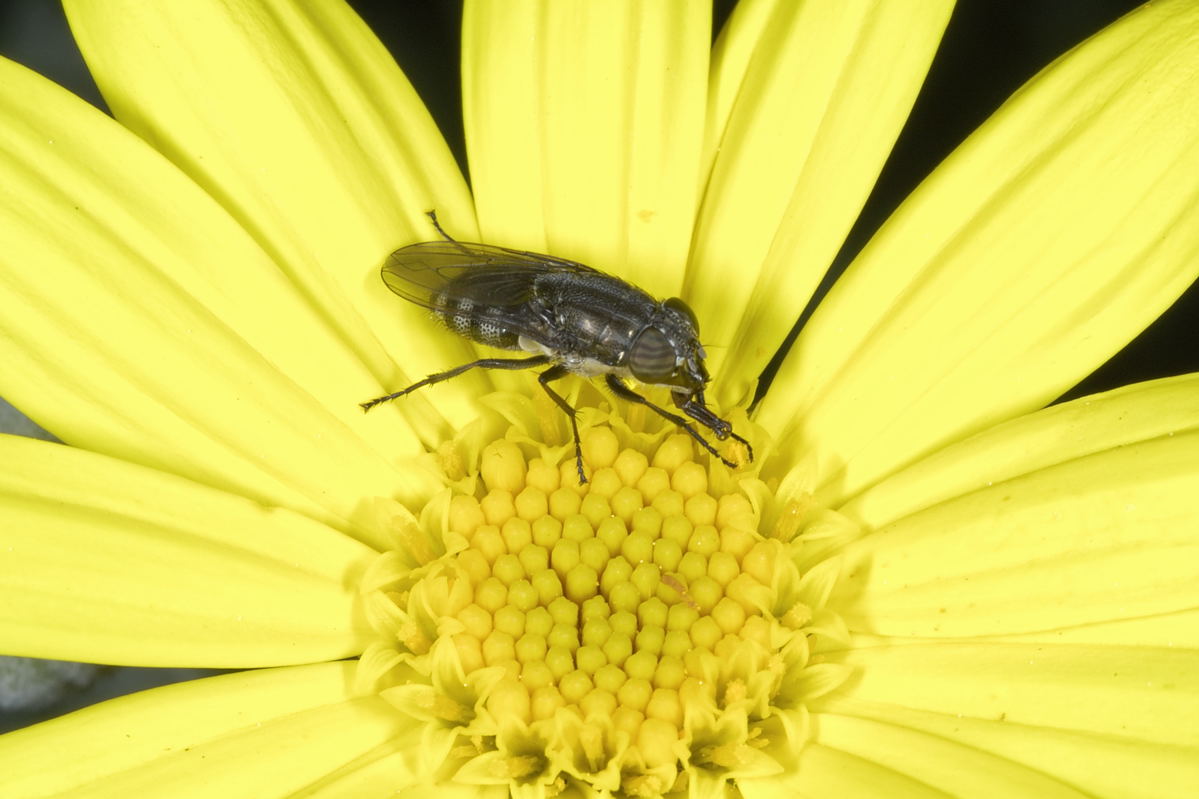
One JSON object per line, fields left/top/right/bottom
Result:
{"left": 431, "top": 293, "right": 521, "bottom": 349}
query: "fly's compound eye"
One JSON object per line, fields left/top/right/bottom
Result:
{"left": 629, "top": 326, "right": 677, "bottom": 382}
{"left": 664, "top": 296, "right": 700, "bottom": 333}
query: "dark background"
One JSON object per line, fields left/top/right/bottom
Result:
{"left": 0, "top": 0, "right": 1191, "bottom": 404}
{"left": 0, "top": 0, "right": 1192, "bottom": 727}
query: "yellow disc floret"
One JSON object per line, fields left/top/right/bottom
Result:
{"left": 365, "top": 418, "right": 841, "bottom": 796}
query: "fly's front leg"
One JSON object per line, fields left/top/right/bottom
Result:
{"left": 675, "top": 391, "right": 754, "bottom": 462}
{"left": 606, "top": 375, "right": 740, "bottom": 469}
{"left": 360, "top": 354, "right": 551, "bottom": 411}
{"left": 538, "top": 364, "right": 587, "bottom": 484}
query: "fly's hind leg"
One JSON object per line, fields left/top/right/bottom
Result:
{"left": 360, "top": 354, "right": 551, "bottom": 411}
{"left": 605, "top": 375, "right": 739, "bottom": 469}
{"left": 426, "top": 210, "right": 458, "bottom": 242}
{"left": 425, "top": 209, "right": 479, "bottom": 257}
{"left": 537, "top": 364, "right": 587, "bottom": 485}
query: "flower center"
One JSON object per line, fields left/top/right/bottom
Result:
{"left": 361, "top": 414, "right": 838, "bottom": 796}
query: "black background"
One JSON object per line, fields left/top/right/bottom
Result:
{"left": 0, "top": 0, "right": 1193, "bottom": 404}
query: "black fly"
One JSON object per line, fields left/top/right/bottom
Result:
{"left": 361, "top": 212, "right": 752, "bottom": 484}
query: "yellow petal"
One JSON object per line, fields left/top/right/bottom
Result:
{"left": 62, "top": 0, "right": 487, "bottom": 434}
{"left": 844, "top": 373, "right": 1199, "bottom": 531}
{"left": 760, "top": 0, "right": 1199, "bottom": 504}
{"left": 0, "top": 435, "right": 375, "bottom": 667}
{"left": 809, "top": 643, "right": 1199, "bottom": 797}
{"left": 742, "top": 714, "right": 1136, "bottom": 799}
{"left": 396, "top": 785, "right": 509, "bottom": 799}
{"left": 462, "top": 0, "right": 710, "bottom": 299}
{"left": 294, "top": 749, "right": 476, "bottom": 799}
{"left": 828, "top": 429, "right": 1199, "bottom": 642}
{"left": 0, "top": 56, "right": 439, "bottom": 533}
{"left": 789, "top": 396, "right": 1199, "bottom": 792}
{"left": 740, "top": 742, "right": 962, "bottom": 798}
{"left": 691, "top": 0, "right": 954, "bottom": 404}
{"left": 0, "top": 662, "right": 424, "bottom": 798}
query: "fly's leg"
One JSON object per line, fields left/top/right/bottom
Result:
{"left": 606, "top": 375, "right": 740, "bottom": 469}
{"left": 426, "top": 210, "right": 458, "bottom": 242}
{"left": 360, "top": 354, "right": 551, "bottom": 411}
{"left": 725, "top": 429, "right": 753, "bottom": 461}
{"left": 675, "top": 393, "right": 754, "bottom": 462}
{"left": 538, "top": 364, "right": 587, "bottom": 485}
{"left": 425, "top": 209, "right": 480, "bottom": 258}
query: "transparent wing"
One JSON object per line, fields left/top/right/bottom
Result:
{"left": 379, "top": 240, "right": 599, "bottom": 311}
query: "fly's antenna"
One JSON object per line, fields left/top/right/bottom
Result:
{"left": 425, "top": 209, "right": 458, "bottom": 243}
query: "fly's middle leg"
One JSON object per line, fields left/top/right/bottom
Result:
{"left": 537, "top": 364, "right": 587, "bottom": 485}
{"left": 360, "top": 354, "right": 551, "bottom": 411}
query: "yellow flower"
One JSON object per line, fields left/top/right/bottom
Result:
{"left": 2, "top": 1, "right": 1198, "bottom": 797}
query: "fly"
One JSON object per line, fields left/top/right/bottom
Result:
{"left": 361, "top": 211, "right": 752, "bottom": 484}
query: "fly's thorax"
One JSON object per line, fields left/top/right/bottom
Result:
{"left": 517, "top": 335, "right": 632, "bottom": 380}
{"left": 534, "top": 272, "right": 660, "bottom": 370}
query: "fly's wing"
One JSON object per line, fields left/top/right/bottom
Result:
{"left": 380, "top": 240, "right": 599, "bottom": 310}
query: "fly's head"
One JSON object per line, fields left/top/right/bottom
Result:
{"left": 628, "top": 296, "right": 710, "bottom": 397}
{"left": 640, "top": 297, "right": 748, "bottom": 457}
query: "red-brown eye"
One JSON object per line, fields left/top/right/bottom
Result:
{"left": 628, "top": 326, "right": 676, "bottom": 382}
